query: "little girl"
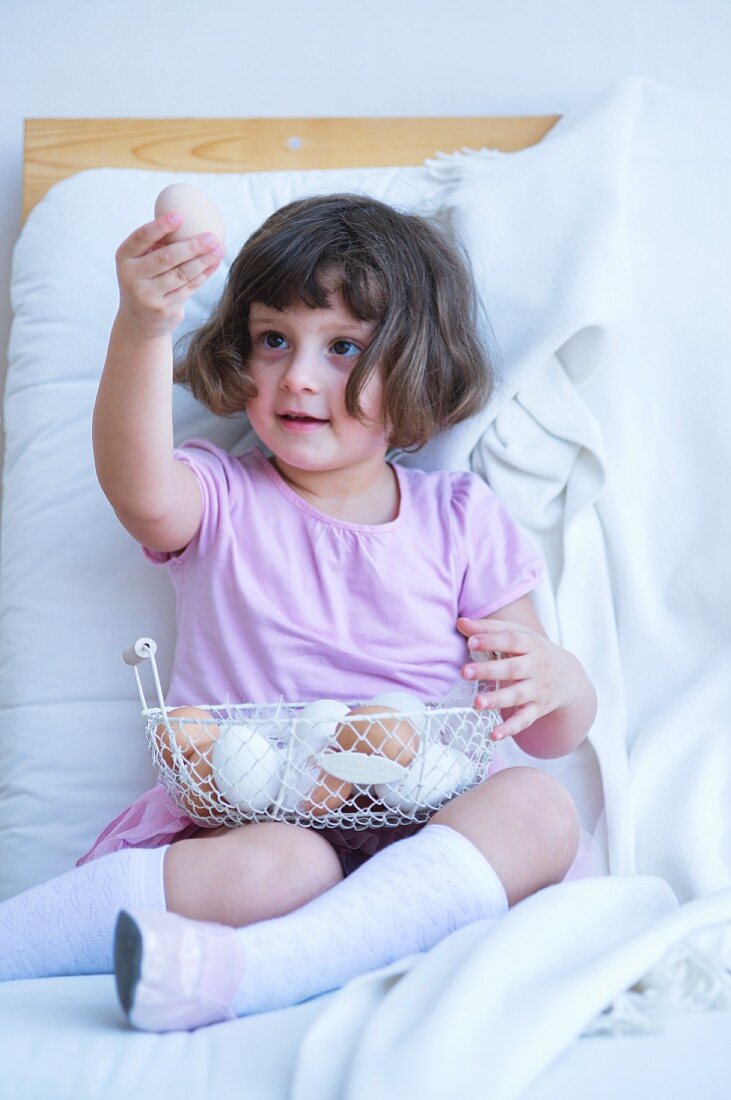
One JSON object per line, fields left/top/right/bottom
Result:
{"left": 0, "top": 193, "right": 598, "bottom": 1031}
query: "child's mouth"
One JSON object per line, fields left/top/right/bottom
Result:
{"left": 278, "top": 413, "right": 329, "bottom": 431}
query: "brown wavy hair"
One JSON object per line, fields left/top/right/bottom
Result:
{"left": 175, "top": 193, "right": 496, "bottom": 449}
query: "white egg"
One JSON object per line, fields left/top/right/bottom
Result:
{"left": 374, "top": 741, "right": 475, "bottom": 813}
{"left": 154, "top": 183, "right": 226, "bottom": 245}
{"left": 295, "top": 699, "right": 351, "bottom": 742}
{"left": 368, "top": 689, "right": 423, "bottom": 711}
{"left": 368, "top": 690, "right": 432, "bottom": 737}
{"left": 211, "top": 724, "right": 283, "bottom": 812}
{"left": 279, "top": 700, "right": 350, "bottom": 811}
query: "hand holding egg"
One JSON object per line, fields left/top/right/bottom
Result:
{"left": 154, "top": 183, "right": 226, "bottom": 248}
{"left": 115, "top": 185, "right": 226, "bottom": 340}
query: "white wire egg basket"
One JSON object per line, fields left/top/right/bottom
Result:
{"left": 125, "top": 637, "right": 501, "bottom": 830}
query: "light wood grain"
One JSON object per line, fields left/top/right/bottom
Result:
{"left": 23, "top": 115, "right": 559, "bottom": 220}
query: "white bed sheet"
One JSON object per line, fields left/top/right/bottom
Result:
{"left": 2, "top": 975, "right": 728, "bottom": 1100}
{"left": 2, "top": 932, "right": 730, "bottom": 1100}
{"left": 3, "top": 978, "right": 731, "bottom": 1100}
{"left": 0, "top": 974, "right": 322, "bottom": 1100}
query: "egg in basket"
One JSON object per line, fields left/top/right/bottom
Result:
{"left": 125, "top": 638, "right": 501, "bottom": 830}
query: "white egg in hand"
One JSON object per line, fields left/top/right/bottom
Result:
{"left": 211, "top": 724, "right": 283, "bottom": 812}
{"left": 374, "top": 741, "right": 475, "bottom": 813}
{"left": 154, "top": 183, "right": 226, "bottom": 245}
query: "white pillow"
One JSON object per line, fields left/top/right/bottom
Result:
{"left": 0, "top": 164, "right": 445, "bottom": 898}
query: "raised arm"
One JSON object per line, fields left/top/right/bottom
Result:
{"left": 93, "top": 213, "right": 224, "bottom": 552}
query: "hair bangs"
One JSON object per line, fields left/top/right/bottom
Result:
{"left": 237, "top": 242, "right": 334, "bottom": 313}
{"left": 234, "top": 205, "right": 390, "bottom": 322}
{"left": 333, "top": 261, "right": 388, "bottom": 324}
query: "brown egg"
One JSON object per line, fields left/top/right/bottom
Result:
{"left": 303, "top": 773, "right": 354, "bottom": 819}
{"left": 154, "top": 706, "right": 220, "bottom": 821}
{"left": 334, "top": 705, "right": 419, "bottom": 765}
{"left": 303, "top": 705, "right": 419, "bottom": 818}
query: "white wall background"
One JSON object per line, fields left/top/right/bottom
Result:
{"left": 1, "top": 0, "right": 730, "bottom": 458}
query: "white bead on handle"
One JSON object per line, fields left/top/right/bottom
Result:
{"left": 123, "top": 637, "right": 167, "bottom": 714}
{"left": 123, "top": 637, "right": 157, "bottom": 666}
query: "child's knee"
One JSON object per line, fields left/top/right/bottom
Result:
{"left": 164, "top": 821, "right": 343, "bottom": 925}
{"left": 532, "top": 770, "right": 579, "bottom": 867}
{"left": 501, "top": 767, "right": 580, "bottom": 877}
{"left": 258, "top": 822, "right": 345, "bottom": 904}
{"left": 432, "top": 766, "right": 580, "bottom": 900}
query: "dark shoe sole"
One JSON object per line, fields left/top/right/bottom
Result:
{"left": 114, "top": 910, "right": 143, "bottom": 1018}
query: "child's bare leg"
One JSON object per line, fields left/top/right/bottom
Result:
{"left": 163, "top": 820, "right": 344, "bottom": 927}
{"left": 430, "top": 766, "right": 580, "bottom": 906}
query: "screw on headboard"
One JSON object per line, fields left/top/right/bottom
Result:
{"left": 287, "top": 136, "right": 303, "bottom": 151}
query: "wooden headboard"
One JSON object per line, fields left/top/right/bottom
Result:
{"left": 23, "top": 116, "right": 559, "bottom": 221}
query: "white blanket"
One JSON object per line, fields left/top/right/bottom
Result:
{"left": 292, "top": 880, "right": 731, "bottom": 1100}
{"left": 288, "top": 77, "right": 731, "bottom": 1097}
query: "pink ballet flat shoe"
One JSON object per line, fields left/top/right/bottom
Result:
{"left": 114, "top": 908, "right": 245, "bottom": 1031}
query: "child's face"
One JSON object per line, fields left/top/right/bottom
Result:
{"left": 245, "top": 294, "right": 388, "bottom": 476}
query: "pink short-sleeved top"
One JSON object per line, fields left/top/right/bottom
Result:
{"left": 77, "top": 441, "right": 543, "bottom": 864}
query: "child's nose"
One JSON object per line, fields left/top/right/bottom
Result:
{"left": 280, "top": 350, "right": 320, "bottom": 391}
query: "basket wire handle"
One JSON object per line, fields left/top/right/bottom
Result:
{"left": 475, "top": 649, "right": 502, "bottom": 699}
{"left": 123, "top": 637, "right": 173, "bottom": 738}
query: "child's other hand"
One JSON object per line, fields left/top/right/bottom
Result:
{"left": 114, "top": 213, "right": 225, "bottom": 339}
{"left": 456, "top": 615, "right": 581, "bottom": 741}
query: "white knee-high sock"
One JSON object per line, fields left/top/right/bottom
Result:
{"left": 232, "top": 824, "right": 507, "bottom": 1015}
{"left": 0, "top": 846, "right": 168, "bottom": 980}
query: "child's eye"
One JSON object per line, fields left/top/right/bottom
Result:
{"left": 331, "top": 340, "right": 361, "bottom": 358}
{"left": 261, "top": 331, "right": 288, "bottom": 349}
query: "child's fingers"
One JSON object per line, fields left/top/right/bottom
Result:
{"left": 139, "top": 234, "right": 222, "bottom": 281}
{"left": 474, "top": 682, "right": 533, "bottom": 711}
{"left": 174, "top": 256, "right": 223, "bottom": 292}
{"left": 463, "top": 655, "right": 529, "bottom": 682}
{"left": 156, "top": 244, "right": 224, "bottom": 297}
{"left": 465, "top": 629, "right": 533, "bottom": 656}
{"left": 117, "top": 213, "right": 184, "bottom": 260}
{"left": 163, "top": 255, "right": 223, "bottom": 302}
{"left": 458, "top": 616, "right": 532, "bottom": 637}
{"left": 486, "top": 704, "right": 540, "bottom": 741}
